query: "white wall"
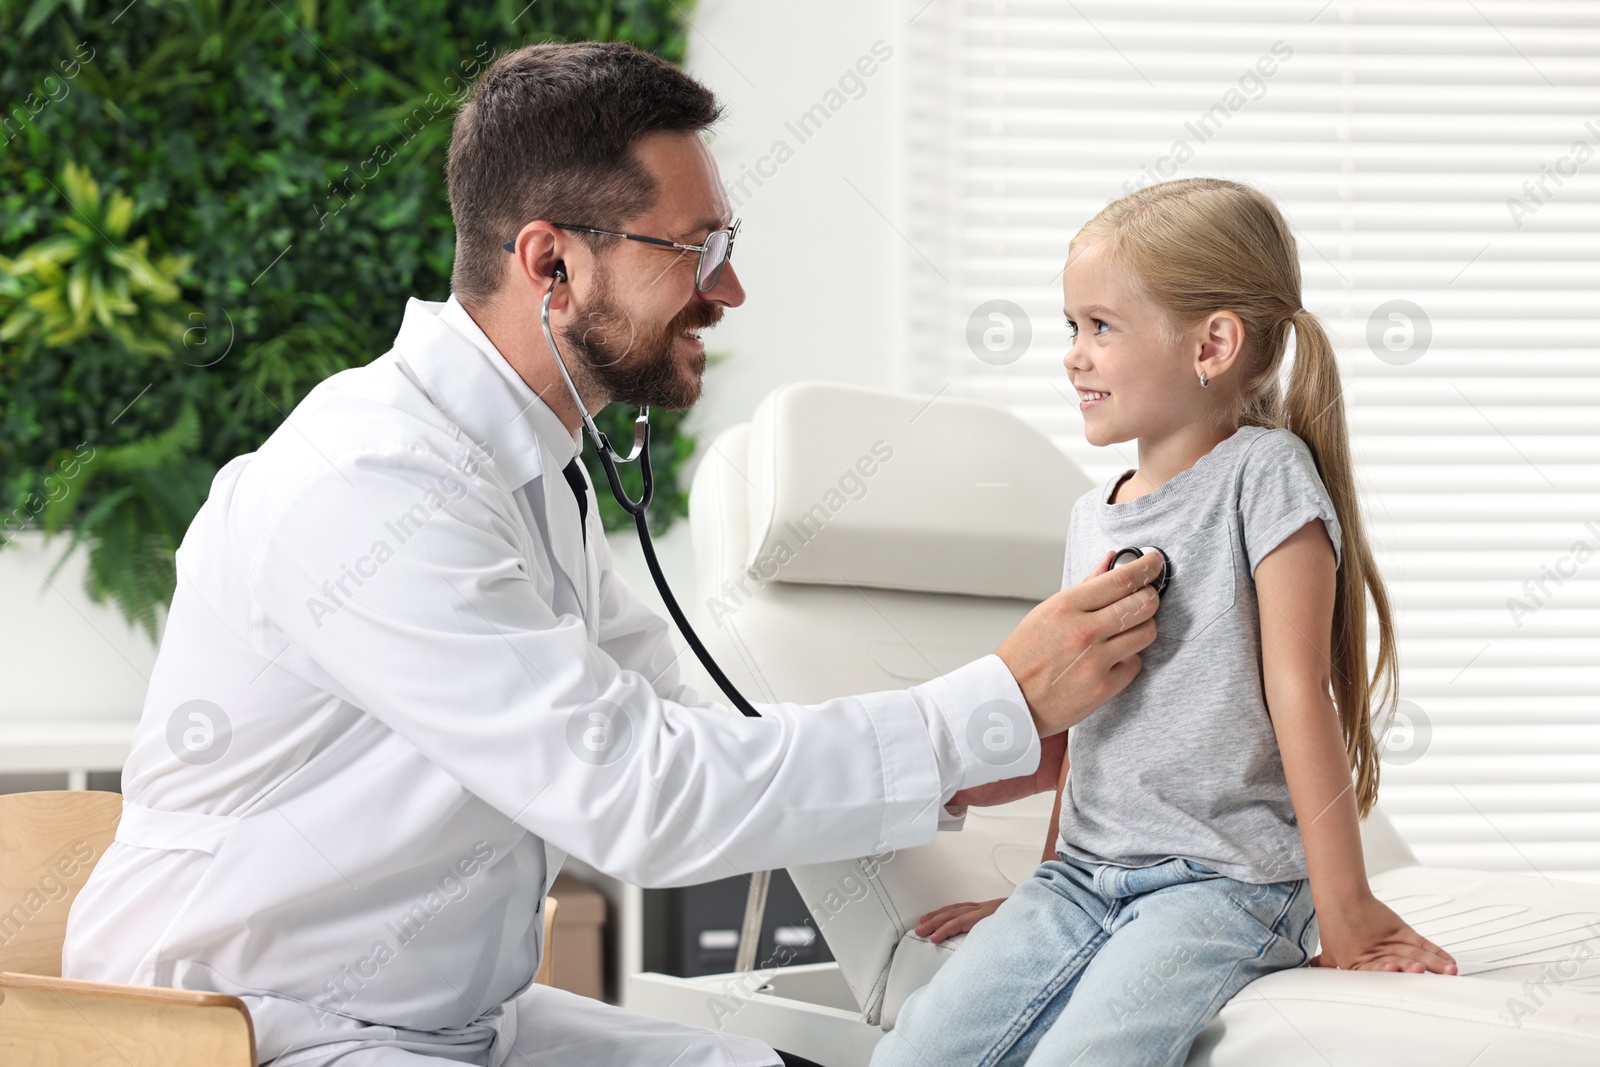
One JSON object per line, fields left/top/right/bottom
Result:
{"left": 0, "top": 531, "right": 155, "bottom": 777}
{"left": 682, "top": 0, "right": 909, "bottom": 449}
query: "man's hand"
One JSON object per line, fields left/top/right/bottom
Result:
{"left": 996, "top": 549, "right": 1161, "bottom": 740}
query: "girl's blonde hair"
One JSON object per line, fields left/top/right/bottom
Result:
{"left": 1072, "top": 177, "right": 1393, "bottom": 818}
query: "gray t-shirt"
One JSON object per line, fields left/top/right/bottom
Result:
{"left": 1054, "top": 425, "right": 1343, "bottom": 884}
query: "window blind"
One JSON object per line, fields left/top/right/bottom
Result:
{"left": 904, "top": 0, "right": 1600, "bottom": 881}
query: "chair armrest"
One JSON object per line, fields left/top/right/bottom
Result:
{"left": 0, "top": 971, "right": 256, "bottom": 1066}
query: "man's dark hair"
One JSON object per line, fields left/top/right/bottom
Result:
{"left": 446, "top": 41, "right": 723, "bottom": 308}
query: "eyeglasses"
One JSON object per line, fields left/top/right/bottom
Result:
{"left": 503, "top": 219, "right": 741, "bottom": 292}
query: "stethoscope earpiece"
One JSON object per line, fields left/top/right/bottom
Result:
{"left": 1111, "top": 545, "right": 1172, "bottom": 596}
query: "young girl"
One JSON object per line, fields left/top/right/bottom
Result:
{"left": 871, "top": 178, "right": 1458, "bottom": 1067}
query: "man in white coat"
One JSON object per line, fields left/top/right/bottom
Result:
{"left": 63, "top": 41, "right": 1164, "bottom": 1067}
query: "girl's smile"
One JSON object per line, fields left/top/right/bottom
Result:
{"left": 1077, "top": 389, "right": 1110, "bottom": 411}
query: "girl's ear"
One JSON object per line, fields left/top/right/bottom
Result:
{"left": 1195, "top": 310, "right": 1245, "bottom": 383}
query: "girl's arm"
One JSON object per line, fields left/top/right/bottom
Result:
{"left": 916, "top": 551, "right": 1119, "bottom": 944}
{"left": 1256, "top": 521, "right": 1457, "bottom": 975}
{"left": 1042, "top": 732, "right": 1070, "bottom": 863}
{"left": 913, "top": 746, "right": 1069, "bottom": 943}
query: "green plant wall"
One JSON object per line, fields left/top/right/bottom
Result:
{"left": 0, "top": 0, "right": 700, "bottom": 640}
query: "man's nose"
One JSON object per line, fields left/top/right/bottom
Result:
{"left": 703, "top": 261, "right": 745, "bottom": 309}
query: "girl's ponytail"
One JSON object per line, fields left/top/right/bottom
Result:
{"left": 1281, "top": 309, "right": 1394, "bottom": 818}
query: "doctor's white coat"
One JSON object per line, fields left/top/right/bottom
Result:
{"left": 62, "top": 295, "right": 1039, "bottom": 1066}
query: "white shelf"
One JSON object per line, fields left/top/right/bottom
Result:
{"left": 0, "top": 719, "right": 134, "bottom": 775}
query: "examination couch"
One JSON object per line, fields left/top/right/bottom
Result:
{"left": 626, "top": 381, "right": 1600, "bottom": 1065}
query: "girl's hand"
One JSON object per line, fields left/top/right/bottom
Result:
{"left": 914, "top": 898, "right": 1006, "bottom": 944}
{"left": 1310, "top": 893, "right": 1458, "bottom": 975}
{"left": 948, "top": 731, "right": 1067, "bottom": 808}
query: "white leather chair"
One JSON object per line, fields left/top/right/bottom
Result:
{"left": 627, "top": 381, "right": 1600, "bottom": 1065}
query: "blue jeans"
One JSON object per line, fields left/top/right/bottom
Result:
{"left": 871, "top": 852, "right": 1318, "bottom": 1067}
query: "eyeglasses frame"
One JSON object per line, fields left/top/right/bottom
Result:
{"left": 502, "top": 218, "right": 741, "bottom": 292}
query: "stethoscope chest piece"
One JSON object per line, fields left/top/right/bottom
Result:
{"left": 1111, "top": 545, "right": 1172, "bottom": 596}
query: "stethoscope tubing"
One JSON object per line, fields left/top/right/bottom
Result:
{"left": 541, "top": 275, "right": 762, "bottom": 718}
{"left": 539, "top": 278, "right": 1174, "bottom": 723}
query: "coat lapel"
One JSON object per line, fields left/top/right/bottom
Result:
{"left": 534, "top": 436, "right": 600, "bottom": 637}
{"left": 397, "top": 295, "right": 601, "bottom": 632}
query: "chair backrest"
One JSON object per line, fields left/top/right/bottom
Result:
{"left": 0, "top": 790, "right": 122, "bottom": 977}
{"left": 0, "top": 971, "right": 256, "bottom": 1066}
{"left": 688, "top": 381, "right": 1419, "bottom": 1025}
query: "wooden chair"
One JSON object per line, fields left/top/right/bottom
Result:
{"left": 0, "top": 971, "right": 258, "bottom": 1066}
{"left": 0, "top": 789, "right": 255, "bottom": 1064}
{"left": 0, "top": 790, "right": 256, "bottom": 1065}
{"left": 0, "top": 790, "right": 123, "bottom": 978}
{"left": 0, "top": 790, "right": 559, "bottom": 1065}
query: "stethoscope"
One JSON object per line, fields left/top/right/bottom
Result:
{"left": 1110, "top": 545, "right": 1172, "bottom": 595}
{"left": 541, "top": 269, "right": 1176, "bottom": 719}
{"left": 542, "top": 268, "right": 763, "bottom": 718}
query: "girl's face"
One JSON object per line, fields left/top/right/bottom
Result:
{"left": 1061, "top": 242, "right": 1202, "bottom": 447}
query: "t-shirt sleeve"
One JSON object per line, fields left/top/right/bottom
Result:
{"left": 1239, "top": 430, "right": 1343, "bottom": 578}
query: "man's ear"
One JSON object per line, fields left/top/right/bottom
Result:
{"left": 505, "top": 221, "right": 572, "bottom": 309}
{"left": 1195, "top": 310, "right": 1245, "bottom": 383}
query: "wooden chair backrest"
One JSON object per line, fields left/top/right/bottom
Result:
{"left": 0, "top": 971, "right": 256, "bottom": 1066}
{"left": 0, "top": 791, "right": 122, "bottom": 978}
{"left": 0, "top": 788, "right": 547, "bottom": 1063}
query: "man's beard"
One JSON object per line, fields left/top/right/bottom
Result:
{"left": 560, "top": 273, "right": 719, "bottom": 411}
